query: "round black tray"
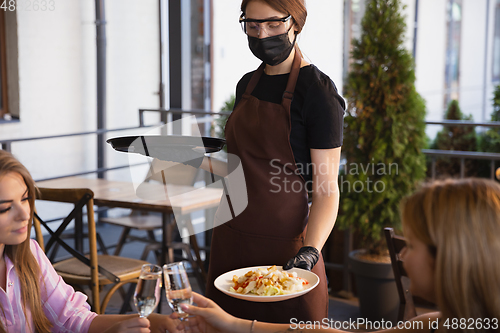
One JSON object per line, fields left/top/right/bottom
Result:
{"left": 106, "top": 135, "right": 226, "bottom": 155}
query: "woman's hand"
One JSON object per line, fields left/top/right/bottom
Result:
{"left": 148, "top": 313, "right": 184, "bottom": 333}
{"left": 171, "top": 292, "right": 248, "bottom": 333}
{"left": 101, "top": 316, "right": 150, "bottom": 333}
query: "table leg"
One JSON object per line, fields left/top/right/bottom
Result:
{"left": 162, "top": 213, "right": 174, "bottom": 264}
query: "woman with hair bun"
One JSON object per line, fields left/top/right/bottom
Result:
{"left": 179, "top": 178, "right": 500, "bottom": 332}
{"left": 205, "top": 0, "right": 345, "bottom": 324}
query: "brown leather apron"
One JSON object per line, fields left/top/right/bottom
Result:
{"left": 206, "top": 48, "right": 328, "bottom": 324}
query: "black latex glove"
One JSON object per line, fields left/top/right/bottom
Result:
{"left": 283, "top": 246, "right": 319, "bottom": 271}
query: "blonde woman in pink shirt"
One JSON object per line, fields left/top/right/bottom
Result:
{"left": 0, "top": 150, "right": 182, "bottom": 333}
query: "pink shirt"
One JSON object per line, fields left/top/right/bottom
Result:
{"left": 0, "top": 239, "right": 98, "bottom": 333}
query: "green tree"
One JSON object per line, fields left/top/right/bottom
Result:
{"left": 338, "top": 0, "right": 427, "bottom": 254}
{"left": 476, "top": 85, "right": 500, "bottom": 177}
{"left": 479, "top": 85, "right": 500, "bottom": 153}
{"left": 430, "top": 100, "right": 477, "bottom": 178}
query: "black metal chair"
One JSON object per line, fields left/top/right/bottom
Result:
{"left": 99, "top": 160, "right": 208, "bottom": 292}
{"left": 34, "top": 187, "right": 149, "bottom": 314}
{"left": 384, "top": 227, "right": 417, "bottom": 322}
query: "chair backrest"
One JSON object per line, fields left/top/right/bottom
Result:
{"left": 384, "top": 227, "right": 417, "bottom": 322}
{"left": 33, "top": 187, "right": 101, "bottom": 311}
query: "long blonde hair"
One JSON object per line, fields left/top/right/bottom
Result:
{"left": 0, "top": 150, "right": 52, "bottom": 332}
{"left": 401, "top": 178, "right": 500, "bottom": 329}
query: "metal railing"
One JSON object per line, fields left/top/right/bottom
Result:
{"left": 0, "top": 123, "right": 162, "bottom": 181}
{"left": 138, "top": 108, "right": 231, "bottom": 127}
{"left": 425, "top": 120, "right": 500, "bottom": 179}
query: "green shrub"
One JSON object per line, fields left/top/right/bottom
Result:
{"left": 479, "top": 85, "right": 500, "bottom": 153}
{"left": 212, "top": 95, "right": 235, "bottom": 152}
{"left": 338, "top": 0, "right": 427, "bottom": 254}
{"left": 476, "top": 85, "right": 500, "bottom": 177}
{"left": 430, "top": 100, "right": 478, "bottom": 178}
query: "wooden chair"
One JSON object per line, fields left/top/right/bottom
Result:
{"left": 34, "top": 187, "right": 149, "bottom": 314}
{"left": 99, "top": 161, "right": 208, "bottom": 291}
{"left": 384, "top": 227, "right": 417, "bottom": 322}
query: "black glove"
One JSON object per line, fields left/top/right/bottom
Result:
{"left": 283, "top": 246, "right": 319, "bottom": 271}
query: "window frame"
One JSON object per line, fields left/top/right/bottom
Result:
{"left": 444, "top": 0, "right": 463, "bottom": 108}
{"left": 492, "top": 0, "right": 500, "bottom": 82}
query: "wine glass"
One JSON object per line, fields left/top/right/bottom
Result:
{"left": 134, "top": 264, "right": 162, "bottom": 318}
{"left": 163, "top": 262, "right": 193, "bottom": 319}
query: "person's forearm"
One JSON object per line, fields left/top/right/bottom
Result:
{"left": 304, "top": 184, "right": 340, "bottom": 250}
{"left": 253, "top": 321, "right": 339, "bottom": 333}
{"left": 88, "top": 314, "right": 139, "bottom": 332}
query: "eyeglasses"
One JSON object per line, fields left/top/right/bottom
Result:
{"left": 239, "top": 14, "right": 292, "bottom": 38}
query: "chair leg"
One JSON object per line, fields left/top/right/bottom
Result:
{"left": 114, "top": 227, "right": 131, "bottom": 256}
{"left": 100, "top": 280, "right": 137, "bottom": 314}
{"left": 183, "top": 217, "right": 207, "bottom": 285}
{"left": 119, "top": 283, "right": 136, "bottom": 314}
{"left": 96, "top": 232, "right": 109, "bottom": 255}
{"left": 189, "top": 234, "right": 207, "bottom": 282}
{"left": 49, "top": 242, "right": 61, "bottom": 262}
{"left": 91, "top": 282, "right": 101, "bottom": 314}
{"left": 173, "top": 242, "right": 206, "bottom": 293}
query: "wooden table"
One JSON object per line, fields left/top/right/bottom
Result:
{"left": 36, "top": 176, "right": 223, "bottom": 265}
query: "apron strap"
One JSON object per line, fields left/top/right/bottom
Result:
{"left": 281, "top": 46, "right": 302, "bottom": 110}
{"left": 243, "top": 63, "right": 265, "bottom": 97}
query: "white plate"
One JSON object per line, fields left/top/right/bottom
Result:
{"left": 214, "top": 265, "right": 319, "bottom": 302}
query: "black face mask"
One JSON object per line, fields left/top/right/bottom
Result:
{"left": 248, "top": 32, "right": 297, "bottom": 66}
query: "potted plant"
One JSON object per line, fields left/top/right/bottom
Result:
{"left": 338, "top": 0, "right": 427, "bottom": 323}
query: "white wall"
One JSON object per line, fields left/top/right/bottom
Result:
{"left": 0, "top": 0, "right": 160, "bottom": 182}
{"left": 460, "top": 0, "right": 488, "bottom": 122}
{"left": 299, "top": 1, "right": 344, "bottom": 93}
{"left": 0, "top": 1, "right": 95, "bottom": 180}
{"left": 414, "top": 0, "right": 448, "bottom": 124}
{"left": 212, "top": 0, "right": 258, "bottom": 112}
{"left": 105, "top": 0, "right": 160, "bottom": 182}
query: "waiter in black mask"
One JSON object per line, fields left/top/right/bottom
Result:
{"left": 205, "top": 0, "right": 345, "bottom": 324}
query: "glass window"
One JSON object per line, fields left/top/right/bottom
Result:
{"left": 343, "top": 0, "right": 366, "bottom": 78}
{"left": 493, "top": 0, "right": 500, "bottom": 82}
{"left": 444, "top": 0, "right": 463, "bottom": 107}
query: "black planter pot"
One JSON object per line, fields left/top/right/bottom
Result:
{"left": 349, "top": 249, "right": 399, "bottom": 324}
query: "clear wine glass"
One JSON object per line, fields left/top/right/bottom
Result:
{"left": 134, "top": 264, "right": 162, "bottom": 318}
{"left": 163, "top": 262, "right": 193, "bottom": 320}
